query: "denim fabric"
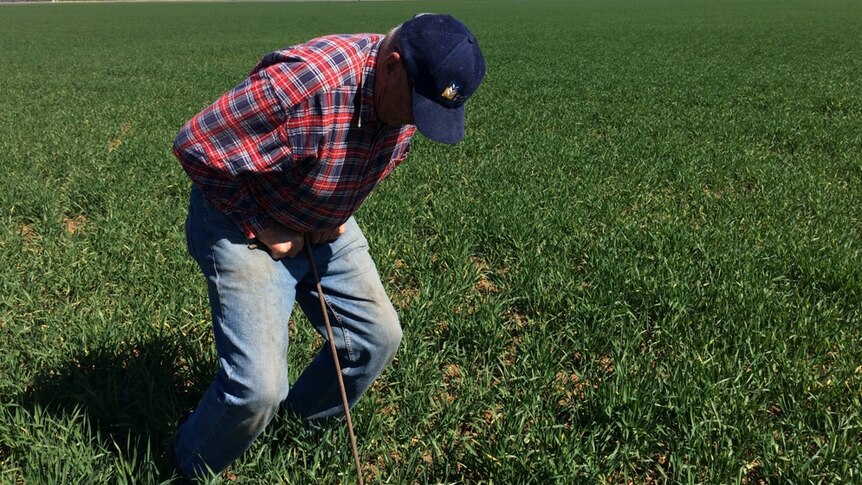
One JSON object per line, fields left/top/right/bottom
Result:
{"left": 175, "top": 185, "right": 402, "bottom": 478}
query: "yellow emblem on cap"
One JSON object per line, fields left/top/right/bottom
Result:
{"left": 441, "top": 83, "right": 460, "bottom": 101}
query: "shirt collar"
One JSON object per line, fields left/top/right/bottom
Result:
{"left": 358, "top": 37, "right": 383, "bottom": 129}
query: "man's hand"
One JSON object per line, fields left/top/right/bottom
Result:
{"left": 256, "top": 223, "right": 304, "bottom": 260}
{"left": 309, "top": 224, "right": 347, "bottom": 244}
{"left": 255, "top": 223, "right": 346, "bottom": 260}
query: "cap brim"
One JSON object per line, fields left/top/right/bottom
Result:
{"left": 412, "top": 92, "right": 465, "bottom": 145}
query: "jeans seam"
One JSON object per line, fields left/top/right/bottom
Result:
{"left": 301, "top": 295, "right": 356, "bottom": 416}
{"left": 185, "top": 215, "right": 196, "bottom": 258}
{"left": 322, "top": 294, "right": 356, "bottom": 363}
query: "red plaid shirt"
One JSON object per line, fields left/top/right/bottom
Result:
{"left": 173, "top": 34, "right": 416, "bottom": 238}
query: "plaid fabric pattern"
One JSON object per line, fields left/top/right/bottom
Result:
{"left": 174, "top": 34, "right": 416, "bottom": 238}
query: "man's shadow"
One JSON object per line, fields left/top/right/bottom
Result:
{"left": 21, "top": 333, "right": 210, "bottom": 476}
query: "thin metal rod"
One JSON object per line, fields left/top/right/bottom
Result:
{"left": 303, "top": 234, "right": 364, "bottom": 485}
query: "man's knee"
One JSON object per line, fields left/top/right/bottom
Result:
{"left": 383, "top": 313, "right": 403, "bottom": 351}
{"left": 245, "top": 383, "right": 287, "bottom": 417}
{"left": 369, "top": 305, "right": 402, "bottom": 360}
{"left": 219, "top": 368, "right": 288, "bottom": 419}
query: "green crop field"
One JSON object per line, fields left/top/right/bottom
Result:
{"left": 1, "top": 0, "right": 861, "bottom": 483}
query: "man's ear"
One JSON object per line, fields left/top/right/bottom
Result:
{"left": 379, "top": 51, "right": 405, "bottom": 92}
{"left": 382, "top": 50, "right": 403, "bottom": 74}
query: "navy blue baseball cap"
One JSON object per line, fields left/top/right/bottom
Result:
{"left": 399, "top": 14, "right": 486, "bottom": 144}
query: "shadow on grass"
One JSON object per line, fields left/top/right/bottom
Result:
{"left": 20, "top": 335, "right": 207, "bottom": 474}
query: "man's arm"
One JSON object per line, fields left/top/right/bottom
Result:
{"left": 173, "top": 69, "right": 292, "bottom": 239}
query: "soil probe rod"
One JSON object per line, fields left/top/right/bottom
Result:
{"left": 303, "top": 235, "right": 364, "bottom": 485}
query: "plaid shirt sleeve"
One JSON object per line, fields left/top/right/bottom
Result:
{"left": 173, "top": 69, "right": 292, "bottom": 238}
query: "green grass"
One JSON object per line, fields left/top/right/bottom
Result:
{"left": 1, "top": 0, "right": 861, "bottom": 483}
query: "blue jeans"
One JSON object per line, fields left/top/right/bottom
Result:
{"left": 175, "top": 186, "right": 402, "bottom": 478}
